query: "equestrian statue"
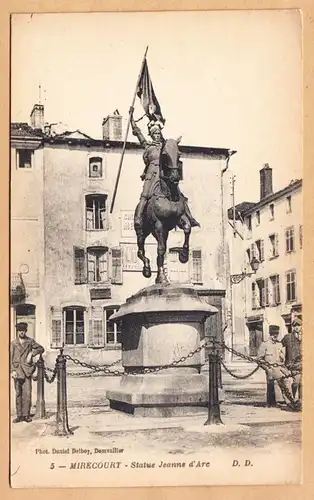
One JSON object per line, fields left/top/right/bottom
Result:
{"left": 131, "top": 115, "right": 200, "bottom": 285}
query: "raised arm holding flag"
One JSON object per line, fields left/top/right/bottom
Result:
{"left": 110, "top": 48, "right": 200, "bottom": 283}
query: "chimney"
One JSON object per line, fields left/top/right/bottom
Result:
{"left": 102, "top": 111, "right": 122, "bottom": 141}
{"left": 260, "top": 163, "right": 273, "bottom": 199}
{"left": 30, "top": 104, "right": 44, "bottom": 132}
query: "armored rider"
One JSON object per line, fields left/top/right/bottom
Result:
{"left": 130, "top": 115, "right": 200, "bottom": 229}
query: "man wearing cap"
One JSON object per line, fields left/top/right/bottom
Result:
{"left": 282, "top": 317, "right": 302, "bottom": 403}
{"left": 257, "top": 325, "right": 289, "bottom": 407}
{"left": 10, "top": 322, "right": 45, "bottom": 423}
{"left": 130, "top": 116, "right": 200, "bottom": 229}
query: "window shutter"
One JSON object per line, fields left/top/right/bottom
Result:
{"left": 74, "top": 247, "right": 86, "bottom": 284}
{"left": 275, "top": 234, "right": 279, "bottom": 256}
{"left": 264, "top": 278, "right": 269, "bottom": 306}
{"left": 51, "top": 306, "right": 62, "bottom": 348}
{"left": 260, "top": 240, "right": 264, "bottom": 261}
{"left": 99, "top": 251, "right": 108, "bottom": 282}
{"left": 276, "top": 275, "right": 281, "bottom": 304}
{"left": 88, "top": 306, "right": 104, "bottom": 347}
{"left": 100, "top": 208, "right": 107, "bottom": 230}
{"left": 86, "top": 207, "right": 94, "bottom": 230}
{"left": 111, "top": 247, "right": 123, "bottom": 284}
{"left": 192, "top": 249, "right": 202, "bottom": 283}
{"left": 250, "top": 243, "right": 255, "bottom": 259}
{"left": 88, "top": 252, "right": 96, "bottom": 282}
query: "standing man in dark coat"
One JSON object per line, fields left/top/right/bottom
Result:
{"left": 282, "top": 317, "right": 302, "bottom": 403}
{"left": 10, "top": 322, "right": 45, "bottom": 423}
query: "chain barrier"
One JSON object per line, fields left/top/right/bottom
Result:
{"left": 214, "top": 338, "right": 301, "bottom": 410}
{"left": 44, "top": 364, "right": 57, "bottom": 384}
{"left": 220, "top": 359, "right": 261, "bottom": 379}
{"left": 62, "top": 341, "right": 210, "bottom": 376}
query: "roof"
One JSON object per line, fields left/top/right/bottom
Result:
{"left": 10, "top": 121, "right": 232, "bottom": 158}
{"left": 228, "top": 179, "right": 302, "bottom": 220}
{"left": 11, "top": 123, "right": 43, "bottom": 139}
{"left": 52, "top": 130, "right": 94, "bottom": 140}
{"left": 227, "top": 202, "right": 256, "bottom": 221}
{"left": 43, "top": 135, "right": 232, "bottom": 158}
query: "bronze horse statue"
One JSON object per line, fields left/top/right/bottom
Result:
{"left": 134, "top": 138, "right": 193, "bottom": 285}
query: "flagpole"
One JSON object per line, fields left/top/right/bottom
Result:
{"left": 110, "top": 46, "right": 149, "bottom": 214}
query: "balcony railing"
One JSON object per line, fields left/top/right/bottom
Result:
{"left": 10, "top": 273, "right": 26, "bottom": 305}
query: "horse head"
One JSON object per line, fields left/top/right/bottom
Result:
{"left": 159, "top": 137, "right": 182, "bottom": 190}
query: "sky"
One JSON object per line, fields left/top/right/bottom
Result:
{"left": 11, "top": 11, "right": 302, "bottom": 203}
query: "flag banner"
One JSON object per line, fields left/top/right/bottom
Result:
{"left": 136, "top": 59, "right": 165, "bottom": 124}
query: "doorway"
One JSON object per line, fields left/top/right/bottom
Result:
{"left": 15, "top": 304, "right": 36, "bottom": 339}
{"left": 248, "top": 322, "right": 263, "bottom": 356}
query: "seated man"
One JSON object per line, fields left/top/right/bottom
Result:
{"left": 257, "top": 324, "right": 290, "bottom": 407}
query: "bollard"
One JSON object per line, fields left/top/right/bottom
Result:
{"left": 204, "top": 343, "right": 223, "bottom": 425}
{"left": 35, "top": 354, "right": 46, "bottom": 419}
{"left": 55, "top": 348, "right": 73, "bottom": 436}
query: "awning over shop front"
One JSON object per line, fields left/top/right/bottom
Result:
{"left": 10, "top": 273, "right": 26, "bottom": 305}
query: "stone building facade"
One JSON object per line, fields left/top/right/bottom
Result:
{"left": 11, "top": 104, "right": 234, "bottom": 364}
{"left": 228, "top": 165, "right": 302, "bottom": 356}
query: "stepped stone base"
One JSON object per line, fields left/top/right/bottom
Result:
{"left": 106, "top": 283, "right": 220, "bottom": 417}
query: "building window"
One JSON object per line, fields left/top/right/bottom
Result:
{"left": 105, "top": 308, "right": 122, "bottom": 345}
{"left": 86, "top": 194, "right": 107, "bottom": 230}
{"left": 63, "top": 307, "right": 85, "bottom": 345}
{"left": 286, "top": 270, "right": 296, "bottom": 302}
{"left": 87, "top": 247, "right": 108, "bottom": 283}
{"left": 168, "top": 249, "right": 189, "bottom": 283}
{"left": 286, "top": 195, "right": 292, "bottom": 213}
{"left": 74, "top": 246, "right": 123, "bottom": 285}
{"left": 256, "top": 210, "right": 260, "bottom": 225}
{"left": 89, "top": 157, "right": 103, "bottom": 178}
{"left": 269, "top": 274, "right": 281, "bottom": 306}
{"left": 246, "top": 215, "right": 252, "bottom": 232}
{"left": 285, "top": 226, "right": 295, "bottom": 253}
{"left": 256, "top": 278, "right": 269, "bottom": 307}
{"left": 17, "top": 149, "right": 33, "bottom": 169}
{"left": 251, "top": 283, "right": 260, "bottom": 309}
{"left": 255, "top": 239, "right": 264, "bottom": 262}
{"left": 269, "top": 203, "right": 274, "bottom": 220}
{"left": 111, "top": 247, "right": 123, "bottom": 284}
{"left": 16, "top": 304, "right": 36, "bottom": 339}
{"left": 269, "top": 233, "right": 279, "bottom": 258}
{"left": 192, "top": 249, "right": 202, "bottom": 284}
{"left": 299, "top": 225, "right": 303, "bottom": 249}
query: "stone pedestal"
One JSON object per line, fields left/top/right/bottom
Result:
{"left": 106, "top": 284, "right": 218, "bottom": 417}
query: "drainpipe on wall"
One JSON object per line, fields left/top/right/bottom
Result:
{"left": 221, "top": 149, "right": 236, "bottom": 361}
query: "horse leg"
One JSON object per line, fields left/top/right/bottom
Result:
{"left": 155, "top": 222, "right": 168, "bottom": 285}
{"left": 137, "top": 237, "right": 152, "bottom": 278}
{"left": 135, "top": 222, "right": 151, "bottom": 278}
{"left": 179, "top": 214, "right": 191, "bottom": 264}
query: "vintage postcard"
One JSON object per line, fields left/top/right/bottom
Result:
{"left": 10, "top": 10, "right": 302, "bottom": 488}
